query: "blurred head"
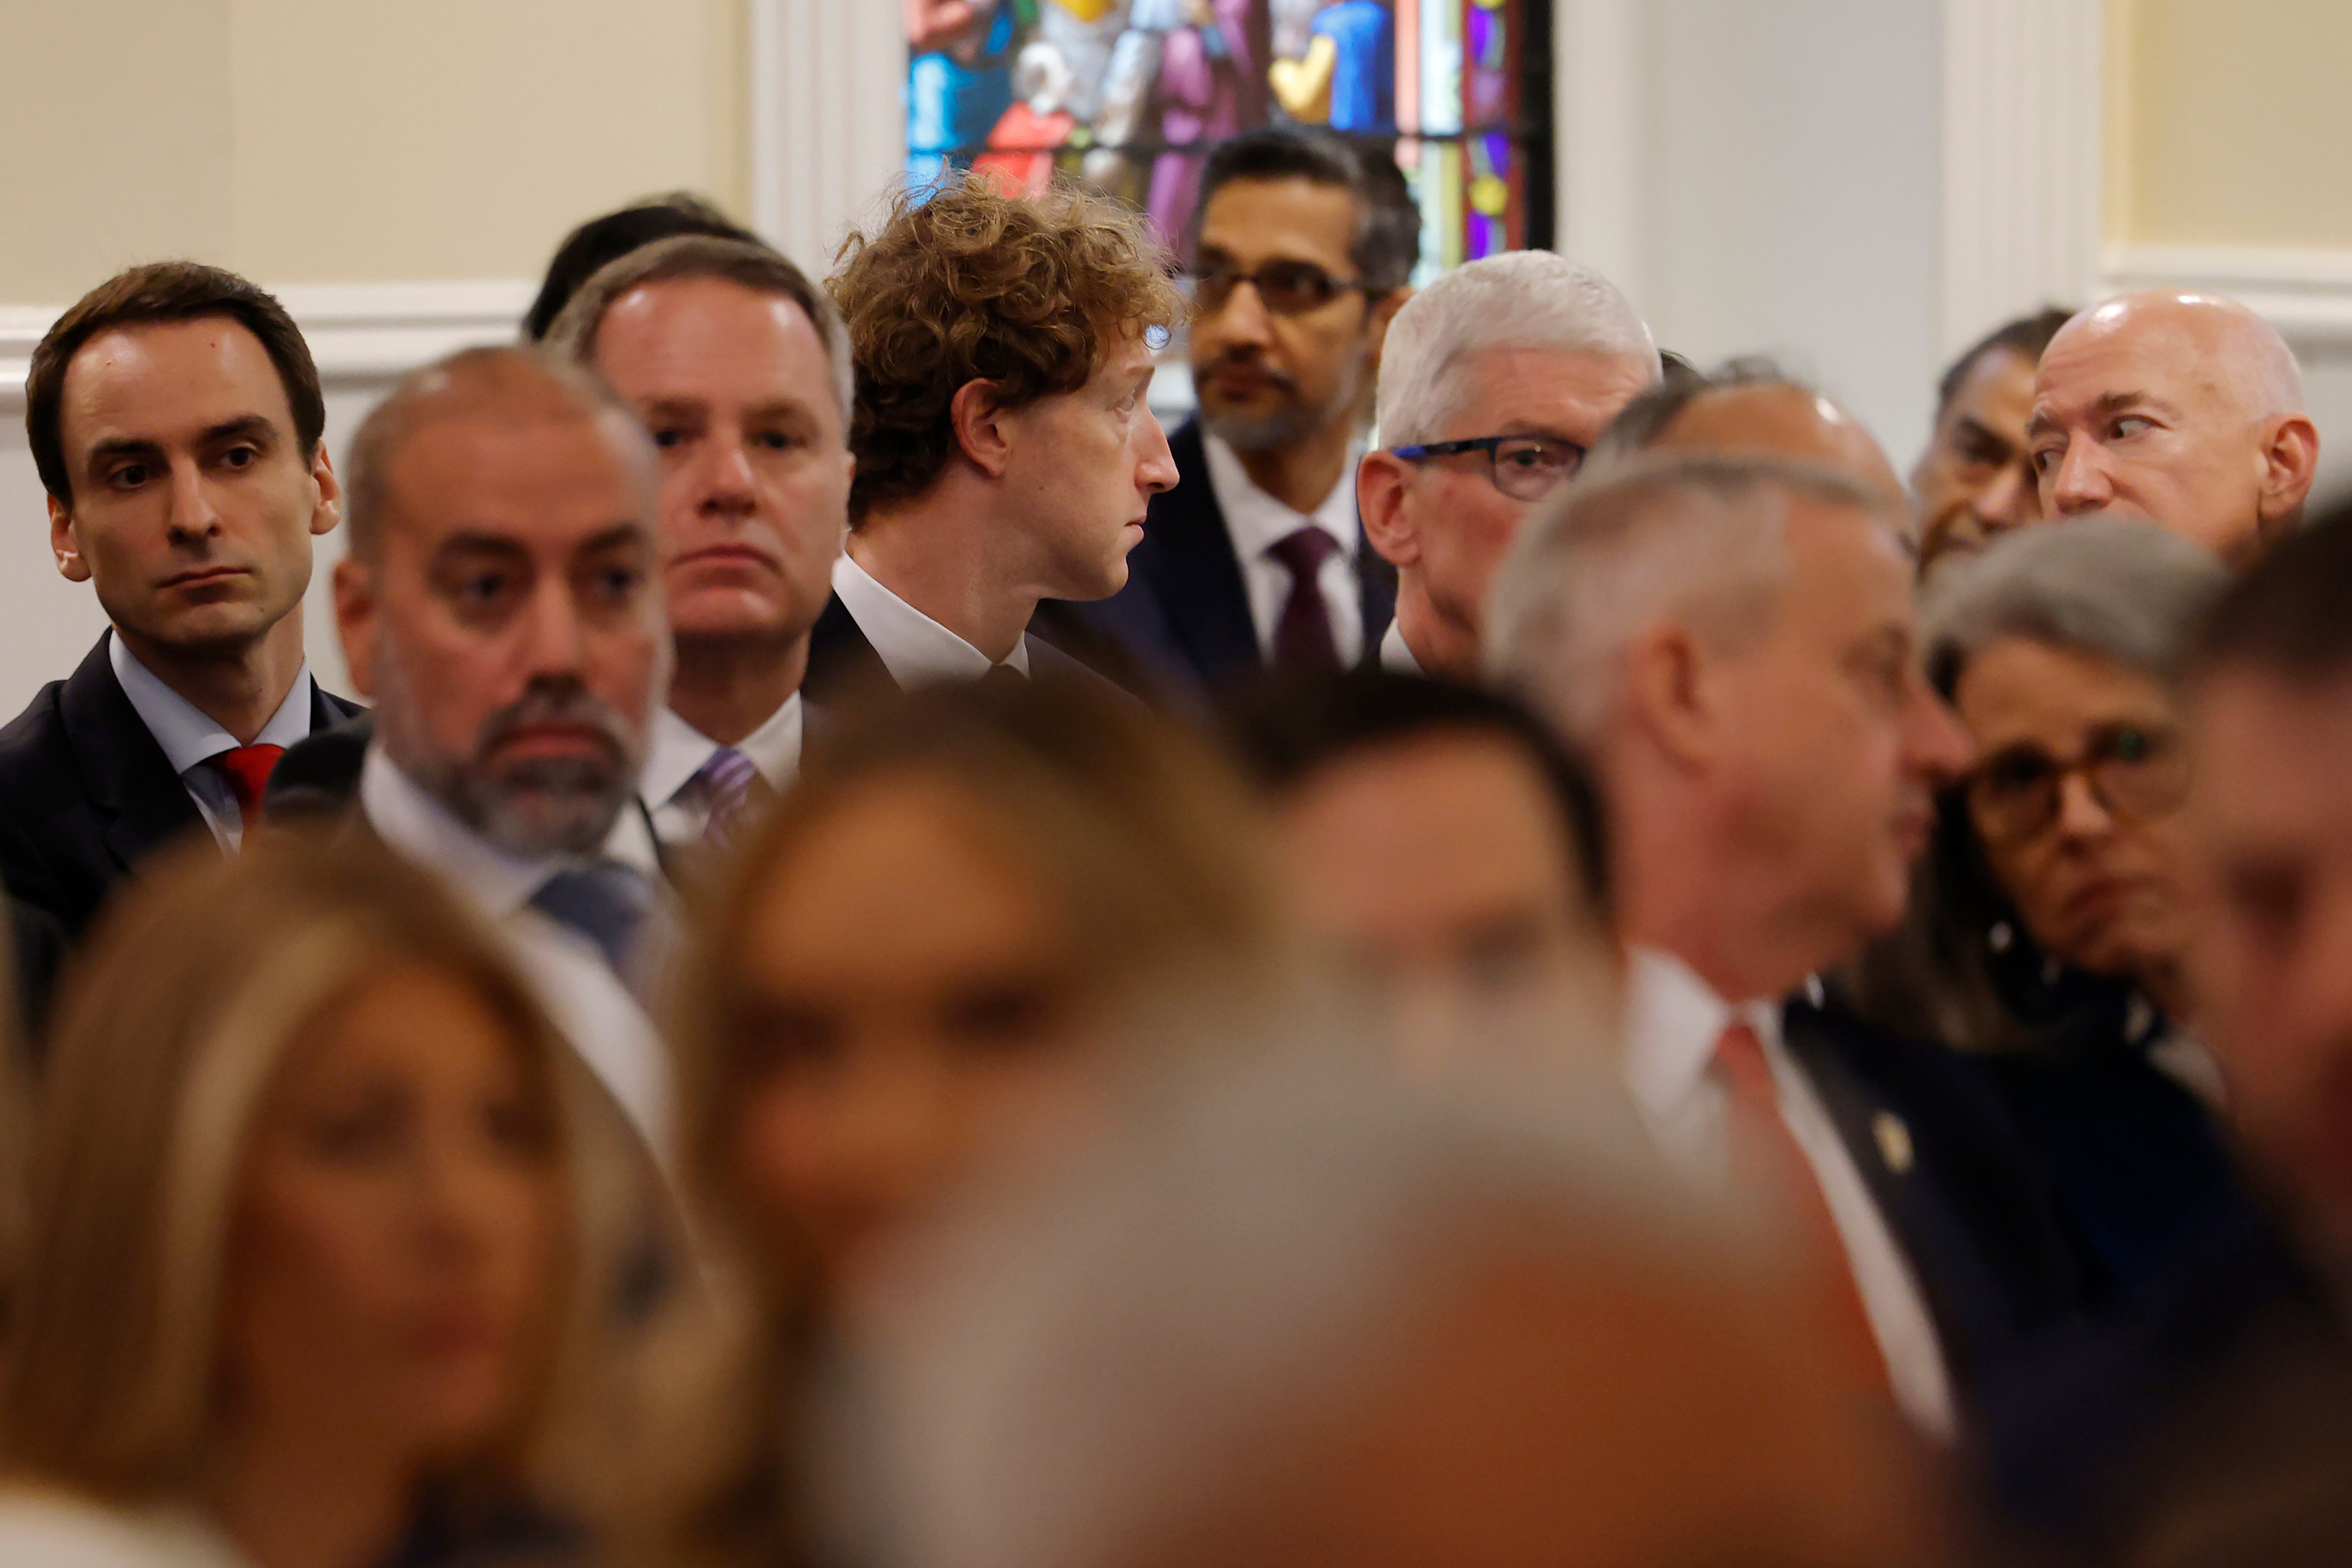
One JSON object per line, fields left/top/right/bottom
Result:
{"left": 1913, "top": 308, "right": 2072, "bottom": 573}
{"left": 1226, "top": 671, "right": 1620, "bottom": 1068}
{"left": 1923, "top": 519, "right": 2226, "bottom": 998}
{"left": 849, "top": 1063, "right": 1944, "bottom": 1568}
{"left": 521, "top": 191, "right": 759, "bottom": 342}
{"left": 1492, "top": 454, "right": 1972, "bottom": 1001}
{"left": 2031, "top": 291, "right": 2318, "bottom": 565}
{"left": 828, "top": 179, "right": 1184, "bottom": 601}
{"left": 2184, "top": 505, "right": 2352, "bottom": 1269}
{"left": 675, "top": 679, "right": 1284, "bottom": 1308}
{"left": 1362, "top": 254, "right": 1657, "bottom": 679}
{"left": 335, "top": 346, "right": 669, "bottom": 860}
{"left": 27, "top": 261, "right": 338, "bottom": 664}
{"left": 1, "top": 836, "right": 608, "bottom": 1506}
{"left": 1185, "top": 129, "right": 1418, "bottom": 452}
{"left": 1593, "top": 360, "right": 1904, "bottom": 502}
{"left": 550, "top": 236, "right": 852, "bottom": 659}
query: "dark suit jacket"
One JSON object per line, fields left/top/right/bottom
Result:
{"left": 1033, "top": 419, "right": 1397, "bottom": 698}
{"left": 0, "top": 631, "right": 362, "bottom": 949}
{"left": 1779, "top": 989, "right": 2091, "bottom": 1427}
{"left": 804, "top": 590, "right": 1131, "bottom": 710}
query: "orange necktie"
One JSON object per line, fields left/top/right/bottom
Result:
{"left": 1713, "top": 1021, "right": 1889, "bottom": 1392}
{"left": 211, "top": 743, "right": 286, "bottom": 835}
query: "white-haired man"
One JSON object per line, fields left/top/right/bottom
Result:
{"left": 2031, "top": 291, "right": 2319, "bottom": 565}
{"left": 1489, "top": 454, "right": 2092, "bottom": 1440}
{"left": 1358, "top": 250, "right": 1659, "bottom": 679}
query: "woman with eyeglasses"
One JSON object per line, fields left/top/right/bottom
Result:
{"left": 1834, "top": 517, "right": 2245, "bottom": 1312}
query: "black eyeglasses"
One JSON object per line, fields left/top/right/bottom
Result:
{"left": 1964, "top": 722, "right": 2190, "bottom": 846}
{"left": 1388, "top": 435, "right": 1588, "bottom": 502}
{"left": 1187, "top": 258, "right": 1371, "bottom": 317}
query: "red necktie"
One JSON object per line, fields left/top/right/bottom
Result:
{"left": 211, "top": 743, "right": 286, "bottom": 835}
{"left": 1268, "top": 526, "right": 1342, "bottom": 670}
{"left": 1713, "top": 1022, "right": 1889, "bottom": 1392}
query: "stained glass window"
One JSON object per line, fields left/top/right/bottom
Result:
{"left": 904, "top": 1, "right": 1554, "bottom": 278}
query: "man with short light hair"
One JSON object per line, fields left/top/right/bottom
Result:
{"left": 2030, "top": 290, "right": 2319, "bottom": 564}
{"left": 1358, "top": 250, "right": 1659, "bottom": 679}
{"left": 548, "top": 234, "right": 853, "bottom": 850}
{"left": 1490, "top": 453, "right": 2087, "bottom": 1439}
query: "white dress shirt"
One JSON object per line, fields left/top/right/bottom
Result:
{"left": 1621, "top": 947, "right": 1956, "bottom": 1440}
{"left": 109, "top": 634, "right": 318, "bottom": 853}
{"left": 831, "top": 553, "right": 1033, "bottom": 688}
{"left": 360, "top": 747, "right": 673, "bottom": 1161}
{"left": 1378, "top": 618, "right": 1423, "bottom": 675}
{"left": 1203, "top": 432, "right": 1365, "bottom": 667}
{"left": 640, "top": 697, "right": 804, "bottom": 848}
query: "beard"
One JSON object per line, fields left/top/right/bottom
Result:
{"left": 1196, "top": 348, "right": 1370, "bottom": 454}
{"left": 381, "top": 661, "right": 644, "bottom": 860}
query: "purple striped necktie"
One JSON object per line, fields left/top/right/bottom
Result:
{"left": 693, "top": 746, "right": 766, "bottom": 848}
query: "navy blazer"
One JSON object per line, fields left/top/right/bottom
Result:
{"left": 1779, "top": 989, "right": 2091, "bottom": 1426}
{"left": 0, "top": 631, "right": 363, "bottom": 948}
{"left": 804, "top": 590, "right": 1130, "bottom": 710}
{"left": 1035, "top": 419, "right": 1396, "bottom": 698}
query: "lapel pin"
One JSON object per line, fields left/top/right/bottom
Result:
{"left": 1872, "top": 1111, "right": 1914, "bottom": 1176}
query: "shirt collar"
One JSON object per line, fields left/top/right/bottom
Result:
{"left": 1621, "top": 946, "right": 1783, "bottom": 1122}
{"left": 642, "top": 694, "right": 806, "bottom": 809}
{"left": 831, "top": 554, "right": 1031, "bottom": 686}
{"left": 361, "top": 746, "right": 566, "bottom": 918}
{"left": 1201, "top": 430, "right": 1363, "bottom": 562}
{"left": 109, "top": 632, "right": 317, "bottom": 776}
{"left": 1378, "top": 619, "right": 1423, "bottom": 675}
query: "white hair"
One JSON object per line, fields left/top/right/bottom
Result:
{"left": 1375, "top": 251, "right": 1659, "bottom": 447}
{"left": 826, "top": 1049, "right": 1766, "bottom": 1568}
{"left": 1487, "top": 452, "right": 1899, "bottom": 746}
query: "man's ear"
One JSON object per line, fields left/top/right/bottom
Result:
{"left": 332, "top": 555, "right": 379, "bottom": 699}
{"left": 309, "top": 440, "right": 343, "bottom": 537}
{"left": 1357, "top": 450, "right": 1419, "bottom": 569}
{"left": 949, "top": 378, "right": 1014, "bottom": 480}
{"left": 2257, "top": 411, "right": 2321, "bottom": 524}
{"left": 48, "top": 495, "right": 90, "bottom": 583}
{"left": 1619, "top": 621, "right": 1720, "bottom": 771}
{"left": 1365, "top": 286, "right": 1414, "bottom": 378}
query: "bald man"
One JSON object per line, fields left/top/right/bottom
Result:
{"left": 1589, "top": 359, "right": 1906, "bottom": 501}
{"left": 2029, "top": 291, "right": 2318, "bottom": 565}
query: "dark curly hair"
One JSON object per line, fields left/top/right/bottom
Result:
{"left": 828, "top": 178, "right": 1183, "bottom": 521}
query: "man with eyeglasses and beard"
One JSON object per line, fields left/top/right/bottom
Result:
{"left": 1359, "top": 250, "right": 1660, "bottom": 680}
{"left": 1047, "top": 129, "right": 1417, "bottom": 695}
{"left": 320, "top": 344, "right": 675, "bottom": 1151}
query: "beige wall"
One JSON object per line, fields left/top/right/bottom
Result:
{"left": 2107, "top": 0, "right": 2352, "bottom": 248}
{"left": 0, "top": 0, "right": 747, "bottom": 302}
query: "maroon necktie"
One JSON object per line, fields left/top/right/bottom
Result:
{"left": 211, "top": 743, "right": 286, "bottom": 835}
{"left": 1269, "top": 526, "right": 1341, "bottom": 671}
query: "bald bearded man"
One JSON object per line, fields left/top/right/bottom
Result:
{"left": 1590, "top": 359, "right": 1905, "bottom": 501}
{"left": 2029, "top": 292, "right": 2318, "bottom": 565}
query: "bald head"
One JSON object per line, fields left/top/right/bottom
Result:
{"left": 343, "top": 344, "right": 655, "bottom": 559}
{"left": 1591, "top": 367, "right": 1904, "bottom": 505}
{"left": 2030, "top": 291, "right": 2319, "bottom": 563}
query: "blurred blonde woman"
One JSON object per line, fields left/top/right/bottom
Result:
{"left": 647, "top": 677, "right": 1290, "bottom": 1568}
{"left": 0, "top": 834, "right": 629, "bottom": 1568}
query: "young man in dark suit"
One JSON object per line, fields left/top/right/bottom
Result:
{"left": 0, "top": 263, "right": 361, "bottom": 948}
{"left": 805, "top": 178, "right": 1181, "bottom": 704}
{"left": 1044, "top": 130, "right": 1418, "bottom": 696}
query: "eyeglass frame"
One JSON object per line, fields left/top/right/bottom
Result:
{"left": 1960, "top": 721, "right": 2191, "bottom": 847}
{"left": 1387, "top": 434, "right": 1591, "bottom": 503}
{"left": 1184, "top": 256, "right": 1376, "bottom": 318}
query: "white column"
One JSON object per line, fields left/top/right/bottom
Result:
{"left": 749, "top": 0, "right": 908, "bottom": 275}
{"left": 1937, "top": 0, "right": 2105, "bottom": 354}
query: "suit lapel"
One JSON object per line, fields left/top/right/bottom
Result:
{"left": 1143, "top": 421, "right": 1262, "bottom": 680}
{"left": 802, "top": 591, "right": 900, "bottom": 708}
{"left": 60, "top": 632, "right": 205, "bottom": 872}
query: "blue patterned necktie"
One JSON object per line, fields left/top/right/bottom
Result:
{"left": 528, "top": 860, "right": 655, "bottom": 980}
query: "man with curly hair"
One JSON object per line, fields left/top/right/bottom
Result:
{"left": 808, "top": 177, "right": 1183, "bottom": 699}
